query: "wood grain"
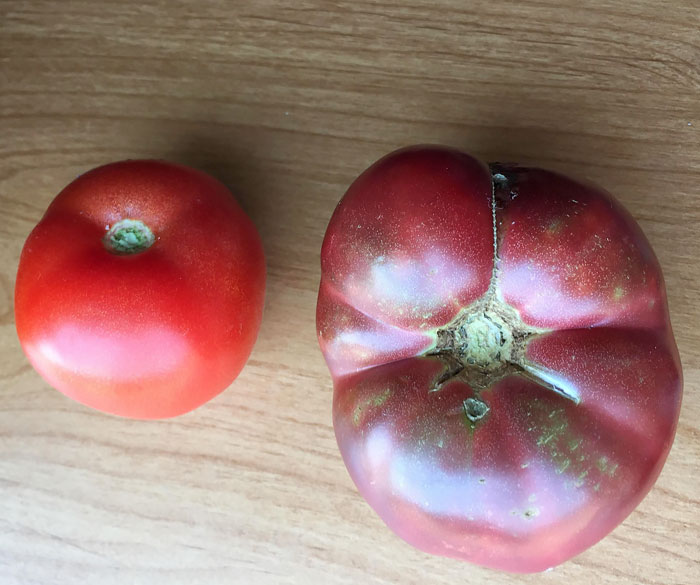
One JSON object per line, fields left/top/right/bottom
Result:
{"left": 1, "top": 1, "right": 698, "bottom": 583}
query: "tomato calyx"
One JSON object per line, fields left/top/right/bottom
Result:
{"left": 103, "top": 219, "right": 156, "bottom": 254}
{"left": 426, "top": 167, "right": 580, "bottom": 415}
{"left": 428, "top": 295, "right": 537, "bottom": 393}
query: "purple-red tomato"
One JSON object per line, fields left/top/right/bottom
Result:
{"left": 15, "top": 160, "right": 266, "bottom": 419}
{"left": 317, "top": 146, "right": 682, "bottom": 572}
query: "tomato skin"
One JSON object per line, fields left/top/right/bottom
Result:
{"left": 317, "top": 146, "right": 682, "bottom": 572}
{"left": 15, "top": 160, "right": 266, "bottom": 419}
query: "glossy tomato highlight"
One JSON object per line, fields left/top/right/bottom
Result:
{"left": 15, "top": 160, "right": 266, "bottom": 419}
{"left": 317, "top": 146, "right": 681, "bottom": 572}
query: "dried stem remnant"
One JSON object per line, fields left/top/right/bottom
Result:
{"left": 426, "top": 168, "right": 578, "bottom": 405}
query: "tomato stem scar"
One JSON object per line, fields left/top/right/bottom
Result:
{"left": 103, "top": 219, "right": 155, "bottom": 254}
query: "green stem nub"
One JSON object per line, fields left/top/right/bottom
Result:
{"left": 104, "top": 219, "right": 155, "bottom": 254}
{"left": 464, "top": 397, "right": 490, "bottom": 422}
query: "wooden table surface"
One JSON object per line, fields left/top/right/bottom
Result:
{"left": 1, "top": 1, "right": 698, "bottom": 584}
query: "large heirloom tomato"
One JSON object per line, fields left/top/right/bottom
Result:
{"left": 15, "top": 160, "right": 265, "bottom": 419}
{"left": 317, "top": 146, "right": 682, "bottom": 572}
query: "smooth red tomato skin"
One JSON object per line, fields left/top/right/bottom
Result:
{"left": 15, "top": 160, "right": 266, "bottom": 419}
{"left": 317, "top": 146, "right": 682, "bottom": 572}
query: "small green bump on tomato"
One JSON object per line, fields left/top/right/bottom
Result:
{"left": 574, "top": 470, "right": 589, "bottom": 488}
{"left": 569, "top": 438, "right": 583, "bottom": 451}
{"left": 463, "top": 397, "right": 489, "bottom": 423}
{"left": 547, "top": 218, "right": 563, "bottom": 234}
{"left": 352, "top": 388, "right": 392, "bottom": 426}
{"left": 352, "top": 406, "right": 363, "bottom": 426}
{"left": 597, "top": 456, "right": 619, "bottom": 477}
{"left": 512, "top": 506, "right": 540, "bottom": 520}
{"left": 373, "top": 388, "right": 392, "bottom": 407}
{"left": 104, "top": 219, "right": 155, "bottom": 254}
{"left": 556, "top": 458, "right": 571, "bottom": 474}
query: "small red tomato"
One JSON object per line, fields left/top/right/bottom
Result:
{"left": 15, "top": 160, "right": 266, "bottom": 419}
{"left": 317, "top": 146, "right": 682, "bottom": 572}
